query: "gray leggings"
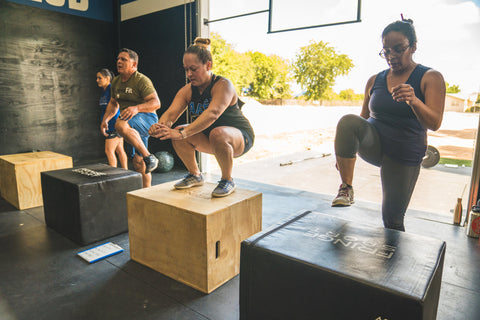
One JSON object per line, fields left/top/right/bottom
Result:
{"left": 334, "top": 114, "right": 421, "bottom": 231}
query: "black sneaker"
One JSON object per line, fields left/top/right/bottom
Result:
{"left": 143, "top": 154, "right": 158, "bottom": 174}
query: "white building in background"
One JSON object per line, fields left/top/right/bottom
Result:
{"left": 445, "top": 93, "right": 478, "bottom": 112}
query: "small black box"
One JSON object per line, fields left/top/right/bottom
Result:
{"left": 240, "top": 211, "right": 446, "bottom": 320}
{"left": 41, "top": 163, "right": 142, "bottom": 245}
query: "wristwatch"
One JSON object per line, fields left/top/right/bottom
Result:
{"left": 178, "top": 128, "right": 187, "bottom": 139}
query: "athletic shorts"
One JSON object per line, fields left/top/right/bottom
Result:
{"left": 239, "top": 129, "right": 253, "bottom": 156}
{"left": 204, "top": 126, "right": 253, "bottom": 157}
{"left": 105, "top": 132, "right": 121, "bottom": 139}
{"left": 127, "top": 112, "right": 158, "bottom": 156}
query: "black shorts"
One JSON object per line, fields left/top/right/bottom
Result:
{"left": 203, "top": 127, "right": 254, "bottom": 156}
{"left": 239, "top": 129, "right": 253, "bottom": 156}
{"left": 105, "top": 132, "right": 121, "bottom": 139}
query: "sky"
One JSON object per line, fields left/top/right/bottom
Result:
{"left": 208, "top": 0, "right": 480, "bottom": 96}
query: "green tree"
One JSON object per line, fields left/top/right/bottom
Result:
{"left": 445, "top": 82, "right": 461, "bottom": 94}
{"left": 339, "top": 89, "right": 364, "bottom": 101}
{"left": 338, "top": 89, "right": 355, "bottom": 100}
{"left": 293, "top": 41, "right": 353, "bottom": 101}
{"left": 210, "top": 33, "right": 254, "bottom": 95}
{"left": 246, "top": 51, "right": 292, "bottom": 99}
{"left": 320, "top": 87, "right": 339, "bottom": 101}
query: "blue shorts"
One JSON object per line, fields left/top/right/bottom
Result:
{"left": 127, "top": 112, "right": 158, "bottom": 156}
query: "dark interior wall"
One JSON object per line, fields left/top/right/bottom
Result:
{"left": 120, "top": 3, "right": 196, "bottom": 154}
{"left": 0, "top": 0, "right": 116, "bottom": 162}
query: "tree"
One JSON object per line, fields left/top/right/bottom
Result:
{"left": 246, "top": 51, "right": 292, "bottom": 100}
{"left": 445, "top": 82, "right": 461, "bottom": 94}
{"left": 320, "top": 87, "right": 339, "bottom": 101}
{"left": 293, "top": 41, "right": 353, "bottom": 101}
{"left": 210, "top": 33, "right": 254, "bottom": 95}
{"left": 339, "top": 89, "right": 364, "bottom": 101}
{"left": 338, "top": 89, "right": 355, "bottom": 101}
{"left": 210, "top": 33, "right": 292, "bottom": 100}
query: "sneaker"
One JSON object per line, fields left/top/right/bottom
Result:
{"left": 174, "top": 173, "right": 204, "bottom": 189}
{"left": 143, "top": 154, "right": 158, "bottom": 174}
{"left": 331, "top": 183, "right": 354, "bottom": 207}
{"left": 212, "top": 179, "right": 236, "bottom": 197}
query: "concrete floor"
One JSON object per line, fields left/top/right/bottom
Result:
{"left": 0, "top": 164, "right": 479, "bottom": 319}
{"left": 219, "top": 144, "right": 473, "bottom": 222}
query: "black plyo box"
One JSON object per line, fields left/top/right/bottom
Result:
{"left": 240, "top": 211, "right": 446, "bottom": 320}
{"left": 41, "top": 163, "right": 142, "bottom": 245}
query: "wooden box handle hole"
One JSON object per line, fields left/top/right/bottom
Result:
{"left": 215, "top": 240, "right": 220, "bottom": 259}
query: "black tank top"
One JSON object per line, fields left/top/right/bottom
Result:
{"left": 188, "top": 74, "right": 255, "bottom": 141}
{"left": 368, "top": 64, "right": 430, "bottom": 165}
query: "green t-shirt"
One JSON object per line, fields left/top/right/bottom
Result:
{"left": 111, "top": 71, "right": 156, "bottom": 111}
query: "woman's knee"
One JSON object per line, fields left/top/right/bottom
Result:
{"left": 105, "top": 144, "right": 115, "bottom": 156}
{"left": 105, "top": 149, "right": 115, "bottom": 157}
{"left": 336, "top": 114, "right": 366, "bottom": 140}
{"left": 337, "top": 114, "right": 363, "bottom": 129}
{"left": 210, "top": 128, "right": 241, "bottom": 155}
{"left": 208, "top": 128, "right": 228, "bottom": 144}
{"left": 115, "top": 140, "right": 125, "bottom": 153}
{"left": 335, "top": 114, "right": 363, "bottom": 157}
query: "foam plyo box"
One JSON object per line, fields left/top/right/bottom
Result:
{"left": 240, "top": 211, "right": 446, "bottom": 320}
{"left": 42, "top": 163, "right": 142, "bottom": 245}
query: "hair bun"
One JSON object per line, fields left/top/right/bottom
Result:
{"left": 193, "top": 37, "right": 211, "bottom": 49}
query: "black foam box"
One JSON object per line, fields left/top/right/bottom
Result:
{"left": 240, "top": 211, "right": 446, "bottom": 320}
{"left": 41, "top": 163, "right": 142, "bottom": 245}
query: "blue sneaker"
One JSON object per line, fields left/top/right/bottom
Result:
{"left": 212, "top": 179, "right": 236, "bottom": 197}
{"left": 174, "top": 173, "right": 204, "bottom": 189}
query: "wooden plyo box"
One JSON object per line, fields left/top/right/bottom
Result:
{"left": 0, "top": 151, "right": 73, "bottom": 209}
{"left": 127, "top": 181, "right": 262, "bottom": 293}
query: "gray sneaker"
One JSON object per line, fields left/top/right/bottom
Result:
{"left": 212, "top": 179, "right": 236, "bottom": 197}
{"left": 143, "top": 154, "right": 158, "bottom": 174}
{"left": 331, "top": 183, "right": 354, "bottom": 207}
{"left": 174, "top": 173, "right": 204, "bottom": 189}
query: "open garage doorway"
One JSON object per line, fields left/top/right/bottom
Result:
{"left": 201, "top": 0, "right": 480, "bottom": 224}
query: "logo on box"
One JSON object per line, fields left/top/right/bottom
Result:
{"left": 303, "top": 229, "right": 397, "bottom": 259}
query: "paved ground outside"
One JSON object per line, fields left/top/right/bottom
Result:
{"left": 207, "top": 100, "right": 478, "bottom": 222}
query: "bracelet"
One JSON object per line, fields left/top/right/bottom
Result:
{"left": 178, "top": 128, "right": 187, "bottom": 139}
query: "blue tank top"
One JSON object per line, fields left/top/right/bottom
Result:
{"left": 99, "top": 84, "right": 119, "bottom": 133}
{"left": 368, "top": 64, "right": 430, "bottom": 166}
